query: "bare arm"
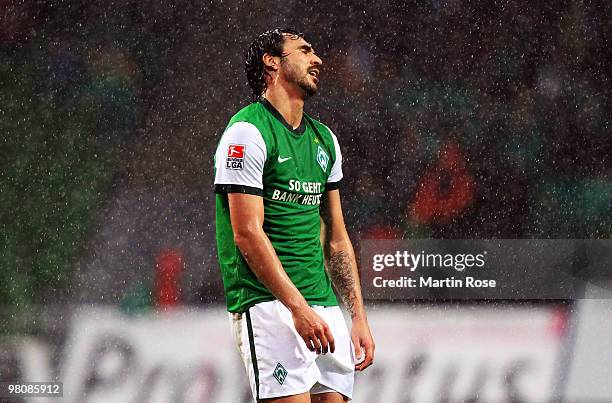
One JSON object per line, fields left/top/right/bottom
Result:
{"left": 228, "top": 192, "right": 335, "bottom": 354}
{"left": 321, "top": 189, "right": 375, "bottom": 370}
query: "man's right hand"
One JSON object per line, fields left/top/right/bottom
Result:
{"left": 291, "top": 306, "right": 335, "bottom": 355}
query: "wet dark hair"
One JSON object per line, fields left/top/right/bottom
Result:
{"left": 245, "top": 28, "right": 304, "bottom": 101}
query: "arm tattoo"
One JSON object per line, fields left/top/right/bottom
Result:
{"left": 328, "top": 251, "right": 357, "bottom": 317}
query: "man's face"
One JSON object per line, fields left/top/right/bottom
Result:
{"left": 278, "top": 35, "right": 323, "bottom": 97}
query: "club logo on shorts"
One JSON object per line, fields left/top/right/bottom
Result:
{"left": 316, "top": 146, "right": 329, "bottom": 172}
{"left": 226, "top": 144, "right": 245, "bottom": 170}
{"left": 273, "top": 362, "right": 288, "bottom": 385}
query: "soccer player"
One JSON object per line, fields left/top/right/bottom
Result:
{"left": 214, "top": 28, "right": 375, "bottom": 403}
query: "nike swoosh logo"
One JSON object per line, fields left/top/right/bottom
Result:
{"left": 278, "top": 156, "right": 292, "bottom": 163}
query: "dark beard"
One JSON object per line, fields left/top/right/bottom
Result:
{"left": 281, "top": 59, "right": 318, "bottom": 97}
{"left": 298, "top": 76, "right": 318, "bottom": 97}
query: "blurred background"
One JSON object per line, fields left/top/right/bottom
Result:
{"left": 1, "top": 0, "right": 611, "bottom": 401}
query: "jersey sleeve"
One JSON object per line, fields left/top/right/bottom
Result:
{"left": 326, "top": 128, "right": 343, "bottom": 190}
{"left": 214, "top": 121, "right": 267, "bottom": 196}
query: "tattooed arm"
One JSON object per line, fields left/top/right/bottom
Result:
{"left": 328, "top": 250, "right": 358, "bottom": 317}
{"left": 321, "top": 189, "right": 375, "bottom": 371}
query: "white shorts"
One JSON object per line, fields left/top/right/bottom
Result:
{"left": 230, "top": 300, "right": 355, "bottom": 401}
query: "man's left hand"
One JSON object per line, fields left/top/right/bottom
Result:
{"left": 351, "top": 317, "right": 375, "bottom": 371}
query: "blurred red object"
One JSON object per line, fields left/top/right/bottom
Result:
{"left": 409, "top": 142, "right": 476, "bottom": 225}
{"left": 362, "top": 224, "right": 403, "bottom": 240}
{"left": 154, "top": 248, "right": 184, "bottom": 308}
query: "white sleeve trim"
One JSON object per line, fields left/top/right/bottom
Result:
{"left": 214, "top": 121, "right": 267, "bottom": 190}
{"left": 327, "top": 128, "right": 343, "bottom": 183}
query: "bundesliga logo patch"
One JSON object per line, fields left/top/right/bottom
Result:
{"left": 226, "top": 144, "right": 245, "bottom": 170}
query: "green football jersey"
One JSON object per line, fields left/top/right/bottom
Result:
{"left": 214, "top": 99, "right": 342, "bottom": 313}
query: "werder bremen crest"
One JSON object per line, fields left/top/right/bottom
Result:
{"left": 273, "top": 362, "right": 288, "bottom": 385}
{"left": 316, "top": 145, "right": 329, "bottom": 172}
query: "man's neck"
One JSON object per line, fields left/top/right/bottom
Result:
{"left": 263, "top": 86, "right": 305, "bottom": 130}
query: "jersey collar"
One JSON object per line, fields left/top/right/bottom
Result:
{"left": 259, "top": 98, "right": 306, "bottom": 135}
